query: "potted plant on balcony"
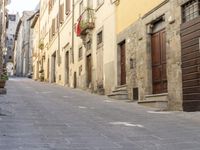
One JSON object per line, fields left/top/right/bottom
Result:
{"left": 79, "top": 21, "right": 94, "bottom": 35}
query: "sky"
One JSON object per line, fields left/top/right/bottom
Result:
{"left": 7, "top": 0, "right": 40, "bottom": 15}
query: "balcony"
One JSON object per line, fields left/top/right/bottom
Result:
{"left": 77, "top": 8, "right": 95, "bottom": 36}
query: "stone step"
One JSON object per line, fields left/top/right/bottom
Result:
{"left": 112, "top": 89, "right": 128, "bottom": 94}
{"left": 115, "top": 84, "right": 127, "bottom": 90}
{"left": 107, "top": 93, "right": 128, "bottom": 100}
{"left": 108, "top": 85, "right": 128, "bottom": 100}
{"left": 138, "top": 93, "right": 169, "bottom": 110}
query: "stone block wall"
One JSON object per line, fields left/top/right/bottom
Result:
{"left": 116, "top": 0, "right": 183, "bottom": 110}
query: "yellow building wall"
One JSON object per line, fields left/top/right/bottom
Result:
{"left": 116, "top": 0, "right": 164, "bottom": 33}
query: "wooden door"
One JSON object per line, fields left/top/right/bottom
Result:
{"left": 87, "top": 55, "right": 92, "bottom": 87}
{"left": 151, "top": 29, "right": 167, "bottom": 94}
{"left": 73, "top": 72, "right": 77, "bottom": 88}
{"left": 181, "top": 17, "right": 200, "bottom": 111}
{"left": 52, "top": 53, "right": 56, "bottom": 83}
{"left": 120, "top": 42, "right": 126, "bottom": 85}
{"left": 47, "top": 58, "right": 49, "bottom": 80}
{"left": 65, "top": 52, "right": 69, "bottom": 84}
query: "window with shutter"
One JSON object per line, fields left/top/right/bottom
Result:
{"left": 78, "top": 47, "right": 83, "bottom": 60}
{"left": 49, "top": 0, "right": 52, "bottom": 12}
{"left": 65, "top": 0, "right": 70, "bottom": 15}
{"left": 60, "top": 4, "right": 64, "bottom": 24}
{"left": 49, "top": 29, "right": 51, "bottom": 41}
{"left": 52, "top": 18, "right": 55, "bottom": 36}
{"left": 55, "top": 17, "right": 57, "bottom": 31}
{"left": 88, "top": 0, "right": 93, "bottom": 8}
{"left": 97, "top": 31, "right": 103, "bottom": 46}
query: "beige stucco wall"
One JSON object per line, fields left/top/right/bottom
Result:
{"left": 40, "top": 0, "right": 117, "bottom": 94}
{"left": 91, "top": 1, "right": 116, "bottom": 94}
{"left": 40, "top": 0, "right": 51, "bottom": 82}
{"left": 116, "top": 0, "right": 164, "bottom": 33}
{"left": 32, "top": 16, "right": 40, "bottom": 80}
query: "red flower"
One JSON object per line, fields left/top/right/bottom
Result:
{"left": 76, "top": 16, "right": 82, "bottom": 36}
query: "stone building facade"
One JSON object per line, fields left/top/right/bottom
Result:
{"left": 115, "top": 0, "right": 200, "bottom": 111}
{"left": 30, "top": 11, "right": 40, "bottom": 81}
{"left": 37, "top": 0, "right": 116, "bottom": 95}
{"left": 5, "top": 13, "right": 20, "bottom": 76}
{"left": 31, "top": 0, "right": 200, "bottom": 111}
{"left": 0, "top": 0, "right": 10, "bottom": 75}
{"left": 14, "top": 11, "right": 35, "bottom": 76}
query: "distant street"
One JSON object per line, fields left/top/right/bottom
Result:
{"left": 0, "top": 78, "right": 200, "bottom": 150}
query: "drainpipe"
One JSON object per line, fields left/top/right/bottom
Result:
{"left": 58, "top": 0, "right": 61, "bottom": 65}
{"left": 27, "top": 20, "right": 31, "bottom": 74}
{"left": 72, "top": 0, "right": 75, "bottom": 88}
{"left": 72, "top": 0, "right": 74, "bottom": 64}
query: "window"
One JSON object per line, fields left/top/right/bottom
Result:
{"left": 65, "top": 0, "right": 71, "bottom": 14}
{"left": 49, "top": 0, "right": 53, "bottom": 12}
{"left": 52, "top": 18, "right": 56, "bottom": 36}
{"left": 79, "top": 65, "right": 82, "bottom": 75}
{"left": 97, "top": 0, "right": 104, "bottom": 7}
{"left": 79, "top": 1, "right": 84, "bottom": 16}
{"left": 59, "top": 4, "right": 64, "bottom": 24}
{"left": 97, "top": 31, "right": 103, "bottom": 46}
{"left": 55, "top": 15, "right": 59, "bottom": 31}
{"left": 88, "top": 0, "right": 93, "bottom": 8}
{"left": 49, "top": 26, "right": 52, "bottom": 41}
{"left": 78, "top": 47, "right": 83, "bottom": 60}
{"left": 182, "top": 0, "right": 200, "bottom": 23}
{"left": 9, "top": 15, "right": 16, "bottom": 21}
{"left": 86, "top": 40, "right": 92, "bottom": 50}
{"left": 70, "top": 47, "right": 74, "bottom": 63}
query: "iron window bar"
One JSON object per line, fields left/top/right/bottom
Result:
{"left": 182, "top": 0, "right": 200, "bottom": 23}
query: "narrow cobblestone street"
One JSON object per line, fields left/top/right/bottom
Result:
{"left": 0, "top": 78, "right": 199, "bottom": 150}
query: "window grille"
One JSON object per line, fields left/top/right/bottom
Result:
{"left": 182, "top": 0, "right": 200, "bottom": 23}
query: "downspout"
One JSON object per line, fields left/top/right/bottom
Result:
{"left": 72, "top": 0, "right": 76, "bottom": 88}
{"left": 58, "top": 0, "right": 61, "bottom": 65}
{"left": 27, "top": 20, "right": 31, "bottom": 74}
{"left": 0, "top": 2, "right": 2, "bottom": 77}
{"left": 72, "top": 0, "right": 74, "bottom": 64}
{"left": 38, "top": 1, "right": 41, "bottom": 81}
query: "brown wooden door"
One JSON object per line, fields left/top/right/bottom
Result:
{"left": 73, "top": 72, "right": 77, "bottom": 88}
{"left": 47, "top": 58, "right": 49, "bottom": 80}
{"left": 52, "top": 53, "right": 56, "bottom": 83}
{"left": 151, "top": 29, "right": 167, "bottom": 94}
{"left": 181, "top": 17, "right": 200, "bottom": 111}
{"left": 65, "top": 51, "right": 69, "bottom": 84}
{"left": 120, "top": 42, "right": 126, "bottom": 85}
{"left": 87, "top": 55, "right": 92, "bottom": 87}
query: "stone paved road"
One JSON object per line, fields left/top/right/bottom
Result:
{"left": 0, "top": 78, "right": 200, "bottom": 150}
